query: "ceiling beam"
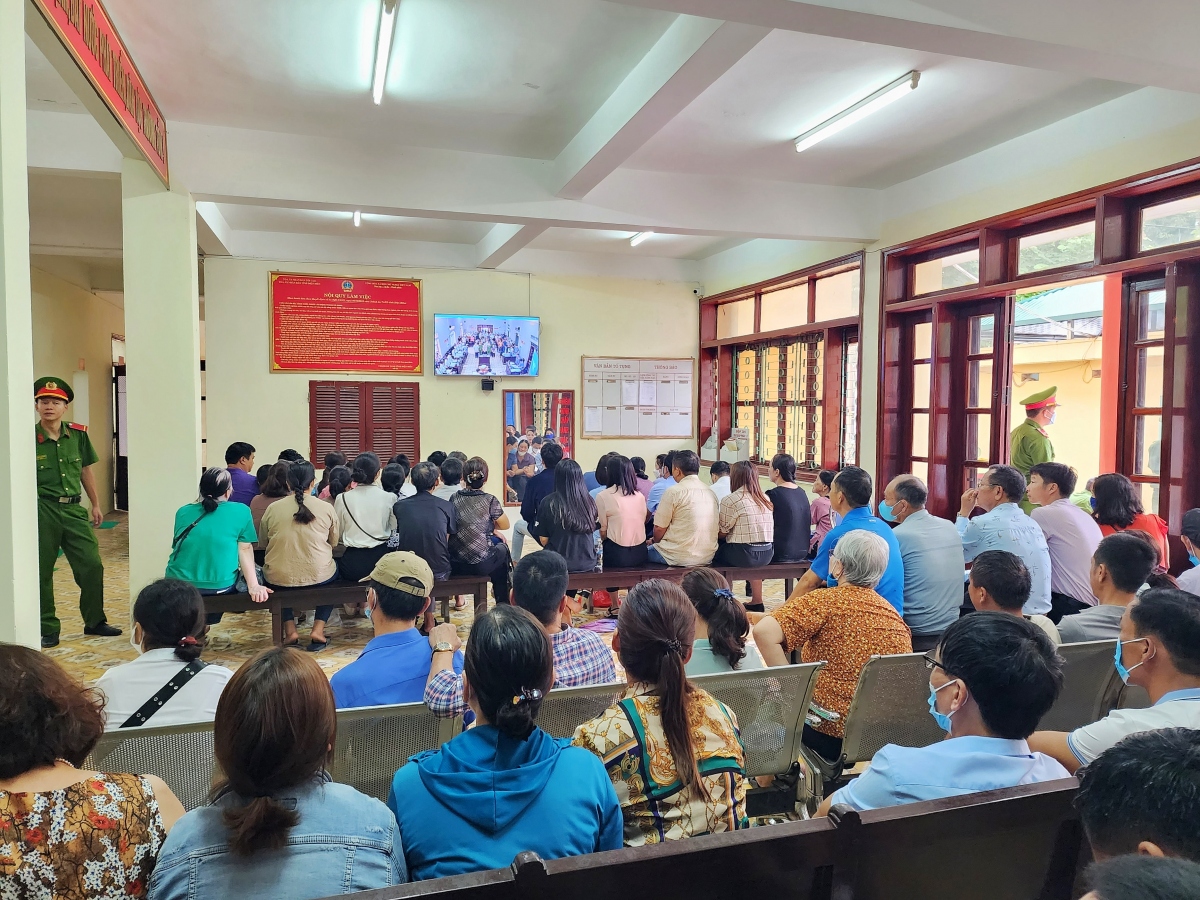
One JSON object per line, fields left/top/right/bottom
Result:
{"left": 553, "top": 16, "right": 770, "bottom": 200}
{"left": 195, "top": 202, "right": 232, "bottom": 256}
{"left": 475, "top": 223, "right": 548, "bottom": 268}
{"left": 604, "top": 0, "right": 1200, "bottom": 93}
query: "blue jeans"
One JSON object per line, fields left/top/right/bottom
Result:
{"left": 646, "top": 544, "right": 669, "bottom": 565}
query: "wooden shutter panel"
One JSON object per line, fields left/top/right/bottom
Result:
{"left": 309, "top": 381, "right": 363, "bottom": 462}
{"left": 366, "top": 382, "right": 420, "bottom": 461}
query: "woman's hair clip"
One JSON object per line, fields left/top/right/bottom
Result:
{"left": 660, "top": 638, "right": 684, "bottom": 656}
{"left": 178, "top": 635, "right": 199, "bottom": 647}
{"left": 712, "top": 588, "right": 735, "bottom": 601}
{"left": 511, "top": 687, "right": 544, "bottom": 706}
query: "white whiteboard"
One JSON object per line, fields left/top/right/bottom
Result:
{"left": 581, "top": 357, "right": 693, "bottom": 439}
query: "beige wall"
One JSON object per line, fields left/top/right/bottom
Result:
{"left": 203, "top": 258, "right": 699, "bottom": 501}
{"left": 30, "top": 267, "right": 122, "bottom": 514}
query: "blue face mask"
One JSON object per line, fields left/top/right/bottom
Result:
{"left": 1189, "top": 553, "right": 1200, "bottom": 568}
{"left": 927, "top": 679, "right": 960, "bottom": 732}
{"left": 1114, "top": 637, "right": 1150, "bottom": 685}
{"left": 878, "top": 500, "right": 896, "bottom": 523}
{"left": 1090, "top": 497, "right": 1097, "bottom": 511}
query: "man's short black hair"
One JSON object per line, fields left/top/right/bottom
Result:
{"left": 370, "top": 580, "right": 428, "bottom": 621}
{"left": 1182, "top": 508, "right": 1200, "bottom": 544}
{"left": 986, "top": 464, "right": 1026, "bottom": 503}
{"left": 893, "top": 475, "right": 927, "bottom": 508}
{"left": 512, "top": 550, "right": 569, "bottom": 626}
{"left": 1085, "top": 854, "right": 1200, "bottom": 900}
{"left": 277, "top": 448, "right": 304, "bottom": 463}
{"left": 662, "top": 450, "right": 677, "bottom": 473}
{"left": 937, "top": 612, "right": 1063, "bottom": 739}
{"left": 1076, "top": 728, "right": 1200, "bottom": 861}
{"left": 440, "top": 457, "right": 463, "bottom": 486}
{"left": 1030, "top": 462, "right": 1077, "bottom": 497}
{"left": 1130, "top": 588, "right": 1200, "bottom": 676}
{"left": 673, "top": 450, "right": 700, "bottom": 476}
{"left": 969, "top": 550, "right": 1031, "bottom": 611}
{"left": 833, "top": 465, "right": 873, "bottom": 508}
{"left": 540, "top": 440, "right": 564, "bottom": 468}
{"left": 710, "top": 460, "right": 731, "bottom": 478}
{"left": 225, "top": 442, "right": 255, "bottom": 465}
{"left": 411, "top": 461, "right": 440, "bottom": 493}
{"left": 1094, "top": 532, "right": 1159, "bottom": 593}
{"left": 427, "top": 451, "right": 447, "bottom": 467}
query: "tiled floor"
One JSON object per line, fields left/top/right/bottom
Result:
{"left": 46, "top": 512, "right": 786, "bottom": 685}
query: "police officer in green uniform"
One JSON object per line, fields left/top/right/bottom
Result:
{"left": 35, "top": 376, "right": 120, "bottom": 648}
{"left": 1010, "top": 385, "right": 1058, "bottom": 513}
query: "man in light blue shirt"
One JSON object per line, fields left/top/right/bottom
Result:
{"left": 956, "top": 464, "right": 1052, "bottom": 616}
{"left": 882, "top": 474, "right": 965, "bottom": 650}
{"left": 646, "top": 451, "right": 677, "bottom": 514}
{"left": 787, "top": 466, "right": 904, "bottom": 614}
{"left": 819, "top": 612, "right": 1068, "bottom": 814}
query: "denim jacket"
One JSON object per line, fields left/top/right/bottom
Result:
{"left": 148, "top": 773, "right": 406, "bottom": 900}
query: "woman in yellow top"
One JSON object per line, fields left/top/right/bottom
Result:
{"left": 573, "top": 579, "right": 749, "bottom": 846}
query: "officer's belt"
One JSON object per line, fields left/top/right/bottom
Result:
{"left": 55, "top": 495, "right": 82, "bottom": 504}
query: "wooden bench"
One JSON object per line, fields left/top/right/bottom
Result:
{"left": 570, "top": 560, "right": 810, "bottom": 611}
{"left": 204, "top": 574, "right": 491, "bottom": 646}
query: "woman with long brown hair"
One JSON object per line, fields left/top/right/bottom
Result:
{"left": 680, "top": 568, "right": 765, "bottom": 675}
{"left": 713, "top": 460, "right": 775, "bottom": 569}
{"left": 150, "top": 648, "right": 405, "bottom": 898}
{"left": 573, "top": 579, "right": 749, "bottom": 845}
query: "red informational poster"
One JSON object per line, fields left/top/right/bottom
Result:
{"left": 270, "top": 273, "right": 422, "bottom": 373}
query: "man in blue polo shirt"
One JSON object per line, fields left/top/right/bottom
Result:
{"left": 818, "top": 612, "right": 1069, "bottom": 814}
{"left": 784, "top": 466, "right": 905, "bottom": 614}
{"left": 330, "top": 551, "right": 463, "bottom": 709}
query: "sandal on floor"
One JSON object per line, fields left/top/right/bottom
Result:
{"left": 283, "top": 638, "right": 300, "bottom": 648}
{"left": 304, "top": 638, "right": 330, "bottom": 653}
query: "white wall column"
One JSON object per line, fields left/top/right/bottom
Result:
{"left": 0, "top": 0, "right": 39, "bottom": 646}
{"left": 122, "top": 159, "right": 202, "bottom": 597}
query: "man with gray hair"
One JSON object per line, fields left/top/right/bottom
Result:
{"left": 880, "top": 474, "right": 966, "bottom": 651}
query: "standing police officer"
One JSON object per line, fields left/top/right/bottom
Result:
{"left": 1010, "top": 385, "right": 1058, "bottom": 513}
{"left": 35, "top": 376, "right": 120, "bottom": 648}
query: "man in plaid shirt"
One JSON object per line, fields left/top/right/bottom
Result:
{"left": 425, "top": 550, "right": 618, "bottom": 716}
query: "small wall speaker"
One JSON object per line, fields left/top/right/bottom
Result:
{"left": 481, "top": 378, "right": 495, "bottom": 392}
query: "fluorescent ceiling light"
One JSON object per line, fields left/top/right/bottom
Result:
{"left": 372, "top": 0, "right": 399, "bottom": 106}
{"left": 794, "top": 70, "right": 920, "bottom": 153}
{"left": 353, "top": 210, "right": 362, "bottom": 227}
{"left": 629, "top": 231, "right": 652, "bottom": 247}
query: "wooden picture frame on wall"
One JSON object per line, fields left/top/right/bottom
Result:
{"left": 579, "top": 356, "right": 695, "bottom": 440}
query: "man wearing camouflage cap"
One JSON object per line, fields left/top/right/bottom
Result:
{"left": 35, "top": 376, "right": 119, "bottom": 647}
{"left": 1010, "top": 385, "right": 1058, "bottom": 514}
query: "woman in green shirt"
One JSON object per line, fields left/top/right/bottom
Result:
{"left": 166, "top": 468, "right": 272, "bottom": 624}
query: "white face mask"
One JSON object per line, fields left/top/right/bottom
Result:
{"left": 130, "top": 623, "right": 144, "bottom": 654}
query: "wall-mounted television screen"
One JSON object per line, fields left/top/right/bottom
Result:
{"left": 434, "top": 314, "right": 540, "bottom": 376}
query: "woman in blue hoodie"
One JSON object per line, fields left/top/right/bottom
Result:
{"left": 387, "top": 605, "right": 622, "bottom": 880}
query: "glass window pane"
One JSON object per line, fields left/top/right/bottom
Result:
{"left": 965, "top": 467, "right": 985, "bottom": 490}
{"left": 814, "top": 269, "right": 861, "bottom": 322}
{"left": 911, "top": 459, "right": 928, "bottom": 485}
{"left": 735, "top": 404, "right": 756, "bottom": 462}
{"left": 1136, "top": 345, "right": 1164, "bottom": 408}
{"left": 914, "top": 321, "right": 933, "bottom": 359}
{"left": 968, "top": 359, "right": 993, "bottom": 408}
{"left": 717, "top": 298, "right": 755, "bottom": 339}
{"left": 1140, "top": 193, "right": 1200, "bottom": 252}
{"left": 1138, "top": 289, "right": 1166, "bottom": 341}
{"left": 1134, "top": 415, "right": 1162, "bottom": 476}
{"left": 1136, "top": 481, "right": 1160, "bottom": 517}
{"left": 1016, "top": 220, "right": 1096, "bottom": 274}
{"left": 967, "top": 413, "right": 992, "bottom": 462}
{"left": 969, "top": 315, "right": 995, "bottom": 355}
{"left": 913, "top": 248, "right": 979, "bottom": 296}
{"left": 841, "top": 338, "right": 859, "bottom": 466}
{"left": 913, "top": 362, "right": 931, "bottom": 409}
{"left": 759, "top": 284, "right": 808, "bottom": 332}
{"left": 735, "top": 348, "right": 756, "bottom": 400}
{"left": 912, "top": 413, "right": 930, "bottom": 459}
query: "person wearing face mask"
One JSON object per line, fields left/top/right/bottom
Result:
{"left": 1010, "top": 386, "right": 1058, "bottom": 512}
{"left": 95, "top": 579, "right": 234, "bottom": 730}
{"left": 1176, "top": 508, "right": 1200, "bottom": 596}
{"left": 816, "top": 612, "right": 1067, "bottom": 814}
{"left": 1028, "top": 588, "right": 1200, "bottom": 774}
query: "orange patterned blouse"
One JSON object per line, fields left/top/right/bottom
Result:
{"left": 771, "top": 583, "right": 913, "bottom": 737}
{"left": 0, "top": 772, "right": 167, "bottom": 899}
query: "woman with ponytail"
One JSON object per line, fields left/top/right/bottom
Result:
{"left": 680, "top": 568, "right": 765, "bottom": 675}
{"left": 574, "top": 579, "right": 750, "bottom": 845}
{"left": 150, "top": 647, "right": 404, "bottom": 898}
{"left": 166, "top": 468, "right": 270, "bottom": 626}
{"left": 449, "top": 457, "right": 513, "bottom": 605}
{"left": 97, "top": 579, "right": 234, "bottom": 729}
{"left": 258, "top": 459, "right": 340, "bottom": 651}
{"left": 388, "top": 606, "right": 620, "bottom": 880}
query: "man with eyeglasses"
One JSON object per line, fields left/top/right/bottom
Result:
{"left": 1028, "top": 588, "right": 1200, "bottom": 774}
{"left": 956, "top": 464, "right": 1052, "bottom": 617}
{"left": 816, "top": 612, "right": 1067, "bottom": 814}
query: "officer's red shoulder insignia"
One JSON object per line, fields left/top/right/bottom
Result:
{"left": 68, "top": 422, "right": 87, "bottom": 432}
{"left": 37, "top": 431, "right": 45, "bottom": 443}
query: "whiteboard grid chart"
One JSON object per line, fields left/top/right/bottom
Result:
{"left": 581, "top": 357, "right": 694, "bottom": 438}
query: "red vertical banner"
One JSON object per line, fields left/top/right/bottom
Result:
{"left": 270, "top": 273, "right": 422, "bottom": 373}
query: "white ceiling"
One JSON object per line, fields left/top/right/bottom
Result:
{"left": 214, "top": 204, "right": 493, "bottom": 244}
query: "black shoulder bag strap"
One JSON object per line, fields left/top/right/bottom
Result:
{"left": 340, "top": 491, "right": 390, "bottom": 544}
{"left": 171, "top": 511, "right": 210, "bottom": 550}
{"left": 120, "top": 659, "right": 209, "bottom": 728}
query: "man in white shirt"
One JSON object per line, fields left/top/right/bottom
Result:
{"left": 648, "top": 450, "right": 719, "bottom": 567}
{"left": 709, "top": 460, "right": 731, "bottom": 503}
{"left": 1057, "top": 533, "right": 1158, "bottom": 644}
{"left": 1029, "top": 588, "right": 1200, "bottom": 773}
{"left": 433, "top": 457, "right": 464, "bottom": 501}
{"left": 1179, "top": 508, "right": 1200, "bottom": 596}
{"left": 1028, "top": 462, "right": 1103, "bottom": 622}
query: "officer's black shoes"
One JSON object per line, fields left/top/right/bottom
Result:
{"left": 84, "top": 622, "right": 123, "bottom": 637}
{"left": 41, "top": 633, "right": 60, "bottom": 648}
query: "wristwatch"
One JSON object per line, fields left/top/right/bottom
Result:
{"left": 432, "top": 641, "right": 454, "bottom": 654}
